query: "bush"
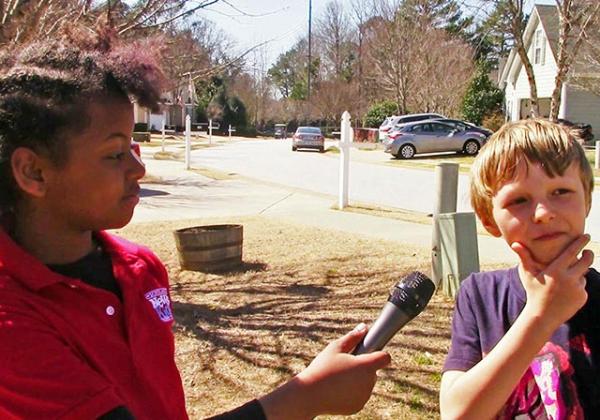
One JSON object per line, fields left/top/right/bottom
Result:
{"left": 461, "top": 62, "right": 503, "bottom": 125}
{"left": 132, "top": 132, "right": 151, "bottom": 142}
{"left": 481, "top": 112, "right": 505, "bottom": 133}
{"left": 363, "top": 101, "right": 399, "bottom": 128}
{"left": 234, "top": 126, "right": 257, "bottom": 137}
{"left": 134, "top": 122, "right": 148, "bottom": 132}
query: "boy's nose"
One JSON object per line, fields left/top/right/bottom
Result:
{"left": 533, "top": 201, "right": 555, "bottom": 223}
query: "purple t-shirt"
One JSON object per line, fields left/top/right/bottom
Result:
{"left": 444, "top": 267, "right": 600, "bottom": 419}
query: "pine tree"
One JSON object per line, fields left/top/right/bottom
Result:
{"left": 461, "top": 61, "right": 504, "bottom": 125}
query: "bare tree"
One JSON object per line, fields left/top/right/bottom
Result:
{"left": 549, "top": 0, "right": 600, "bottom": 119}
{"left": 350, "top": 0, "right": 376, "bottom": 119}
{"left": 476, "top": 0, "right": 600, "bottom": 119}
{"left": 0, "top": 0, "right": 222, "bottom": 47}
{"left": 315, "top": 0, "right": 354, "bottom": 79}
{"left": 411, "top": 31, "right": 474, "bottom": 115}
{"left": 572, "top": 24, "right": 600, "bottom": 96}
{"left": 363, "top": 2, "right": 419, "bottom": 113}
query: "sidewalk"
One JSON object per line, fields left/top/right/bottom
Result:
{"left": 134, "top": 150, "right": 519, "bottom": 267}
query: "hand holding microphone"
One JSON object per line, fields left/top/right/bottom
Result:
{"left": 353, "top": 271, "right": 435, "bottom": 355}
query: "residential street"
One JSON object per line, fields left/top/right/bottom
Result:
{"left": 188, "top": 138, "right": 473, "bottom": 214}
{"left": 185, "top": 137, "right": 600, "bottom": 242}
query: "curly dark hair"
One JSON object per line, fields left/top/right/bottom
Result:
{"left": 0, "top": 29, "right": 166, "bottom": 212}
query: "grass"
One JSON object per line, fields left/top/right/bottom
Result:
{"left": 383, "top": 154, "right": 476, "bottom": 173}
{"left": 115, "top": 215, "right": 511, "bottom": 419}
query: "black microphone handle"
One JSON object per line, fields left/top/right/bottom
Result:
{"left": 352, "top": 302, "right": 413, "bottom": 355}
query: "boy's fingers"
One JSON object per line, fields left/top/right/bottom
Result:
{"left": 569, "top": 249, "right": 594, "bottom": 275}
{"left": 335, "top": 323, "right": 368, "bottom": 353}
{"left": 511, "top": 241, "right": 542, "bottom": 273}
{"left": 548, "top": 234, "right": 591, "bottom": 271}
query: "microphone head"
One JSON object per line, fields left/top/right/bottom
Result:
{"left": 388, "top": 271, "right": 435, "bottom": 318}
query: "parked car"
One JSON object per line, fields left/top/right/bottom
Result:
{"left": 274, "top": 124, "right": 288, "bottom": 139}
{"left": 379, "top": 113, "right": 445, "bottom": 141}
{"left": 428, "top": 118, "right": 493, "bottom": 138}
{"left": 131, "top": 141, "right": 142, "bottom": 161}
{"left": 292, "top": 126, "right": 325, "bottom": 152}
{"left": 378, "top": 115, "right": 399, "bottom": 141}
{"left": 384, "top": 120, "right": 487, "bottom": 159}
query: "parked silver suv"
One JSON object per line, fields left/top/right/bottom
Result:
{"left": 384, "top": 120, "right": 487, "bottom": 159}
{"left": 379, "top": 113, "right": 445, "bottom": 141}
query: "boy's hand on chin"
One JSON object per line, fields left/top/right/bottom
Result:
{"left": 511, "top": 234, "right": 593, "bottom": 331}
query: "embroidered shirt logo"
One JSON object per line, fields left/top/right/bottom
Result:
{"left": 144, "top": 288, "right": 174, "bottom": 322}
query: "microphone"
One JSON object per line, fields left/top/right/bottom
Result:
{"left": 353, "top": 271, "right": 435, "bottom": 355}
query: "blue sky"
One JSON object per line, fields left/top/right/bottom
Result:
{"left": 200, "top": 0, "right": 555, "bottom": 69}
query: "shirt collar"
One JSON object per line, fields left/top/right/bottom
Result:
{"left": 0, "top": 227, "right": 67, "bottom": 290}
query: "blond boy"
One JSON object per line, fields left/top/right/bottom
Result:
{"left": 440, "top": 119, "right": 599, "bottom": 419}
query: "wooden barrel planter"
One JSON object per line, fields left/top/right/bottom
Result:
{"left": 173, "top": 224, "right": 243, "bottom": 272}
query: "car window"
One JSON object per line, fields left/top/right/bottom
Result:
{"left": 431, "top": 123, "right": 454, "bottom": 134}
{"left": 297, "top": 127, "right": 322, "bottom": 135}
{"left": 412, "top": 123, "right": 430, "bottom": 133}
{"left": 400, "top": 116, "right": 420, "bottom": 124}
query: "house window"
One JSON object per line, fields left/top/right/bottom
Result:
{"left": 534, "top": 29, "right": 546, "bottom": 65}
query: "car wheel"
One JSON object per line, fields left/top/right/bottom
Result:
{"left": 292, "top": 146, "right": 297, "bottom": 151}
{"left": 463, "top": 140, "right": 480, "bottom": 155}
{"left": 319, "top": 146, "right": 324, "bottom": 153}
{"left": 396, "top": 144, "right": 416, "bottom": 159}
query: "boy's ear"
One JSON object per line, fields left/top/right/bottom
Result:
{"left": 481, "top": 217, "right": 502, "bottom": 237}
{"left": 10, "top": 147, "right": 51, "bottom": 198}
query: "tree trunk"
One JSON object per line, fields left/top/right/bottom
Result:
{"left": 549, "top": 1, "right": 600, "bottom": 120}
{"left": 514, "top": 37, "right": 539, "bottom": 117}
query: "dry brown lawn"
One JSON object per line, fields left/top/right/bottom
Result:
{"left": 116, "top": 215, "right": 509, "bottom": 419}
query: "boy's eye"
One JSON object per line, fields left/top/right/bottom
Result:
{"left": 507, "top": 197, "right": 527, "bottom": 207}
{"left": 553, "top": 188, "right": 572, "bottom": 196}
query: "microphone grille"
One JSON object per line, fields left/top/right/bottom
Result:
{"left": 389, "top": 271, "right": 435, "bottom": 311}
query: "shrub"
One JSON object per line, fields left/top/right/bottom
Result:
{"left": 363, "top": 101, "right": 399, "bottom": 128}
{"left": 461, "top": 62, "right": 504, "bottom": 125}
{"left": 481, "top": 112, "right": 505, "bottom": 132}
{"left": 235, "top": 126, "right": 257, "bottom": 137}
{"left": 134, "top": 122, "right": 148, "bottom": 132}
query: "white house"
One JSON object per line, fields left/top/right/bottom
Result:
{"left": 499, "top": 4, "right": 600, "bottom": 136}
{"left": 133, "top": 80, "right": 200, "bottom": 131}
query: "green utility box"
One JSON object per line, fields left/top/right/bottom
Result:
{"left": 434, "top": 212, "right": 480, "bottom": 299}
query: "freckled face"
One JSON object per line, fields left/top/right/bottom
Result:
{"left": 489, "top": 160, "right": 588, "bottom": 265}
{"left": 44, "top": 97, "right": 145, "bottom": 232}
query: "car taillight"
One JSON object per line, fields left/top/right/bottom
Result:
{"left": 381, "top": 127, "right": 390, "bottom": 132}
{"left": 319, "top": 135, "right": 324, "bottom": 141}
{"left": 390, "top": 133, "right": 403, "bottom": 140}
{"left": 131, "top": 142, "right": 141, "bottom": 157}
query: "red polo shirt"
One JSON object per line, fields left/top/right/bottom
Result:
{"left": 0, "top": 229, "right": 188, "bottom": 419}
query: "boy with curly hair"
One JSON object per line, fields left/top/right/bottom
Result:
{"left": 0, "top": 31, "right": 390, "bottom": 419}
{"left": 440, "top": 118, "right": 600, "bottom": 419}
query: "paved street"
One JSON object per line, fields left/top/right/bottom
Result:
{"left": 188, "top": 138, "right": 474, "bottom": 214}
{"left": 184, "top": 137, "right": 600, "bottom": 242}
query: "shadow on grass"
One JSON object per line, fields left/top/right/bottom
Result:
{"left": 140, "top": 187, "right": 170, "bottom": 197}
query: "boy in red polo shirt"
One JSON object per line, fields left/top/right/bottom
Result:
{"left": 0, "top": 29, "right": 390, "bottom": 419}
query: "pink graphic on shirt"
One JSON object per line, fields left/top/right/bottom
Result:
{"left": 491, "top": 338, "right": 588, "bottom": 419}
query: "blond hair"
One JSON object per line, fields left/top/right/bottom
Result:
{"left": 470, "top": 118, "right": 594, "bottom": 228}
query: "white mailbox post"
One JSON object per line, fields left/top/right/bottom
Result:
{"left": 338, "top": 111, "right": 355, "bottom": 209}
{"left": 185, "top": 115, "right": 191, "bottom": 170}
{"left": 161, "top": 113, "right": 166, "bottom": 153}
